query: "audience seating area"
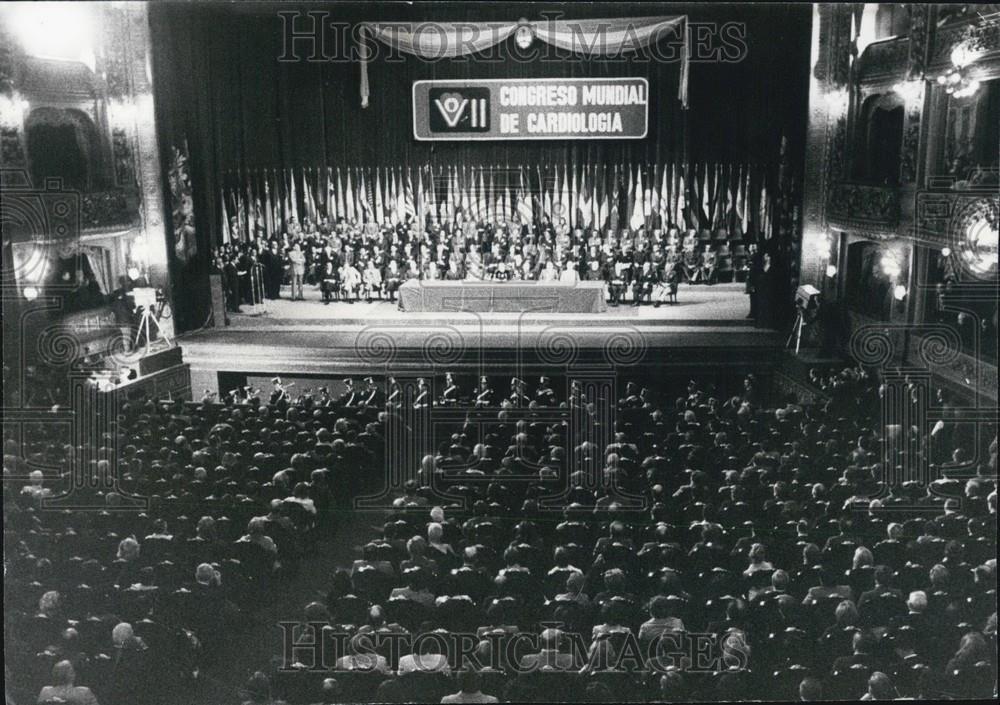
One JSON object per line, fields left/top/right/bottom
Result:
{"left": 3, "top": 366, "right": 997, "bottom": 704}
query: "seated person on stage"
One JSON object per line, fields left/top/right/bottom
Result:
{"left": 682, "top": 243, "right": 700, "bottom": 283}
{"left": 383, "top": 259, "right": 402, "bottom": 302}
{"left": 609, "top": 258, "right": 631, "bottom": 306}
{"left": 362, "top": 258, "right": 382, "bottom": 303}
{"left": 320, "top": 261, "right": 339, "bottom": 304}
{"left": 538, "top": 260, "right": 560, "bottom": 282}
{"left": 560, "top": 260, "right": 580, "bottom": 283}
{"left": 445, "top": 260, "right": 464, "bottom": 281}
{"left": 340, "top": 262, "right": 362, "bottom": 303}
{"left": 698, "top": 245, "right": 717, "bottom": 285}
{"left": 465, "top": 248, "right": 484, "bottom": 280}
{"left": 653, "top": 262, "right": 680, "bottom": 306}
{"left": 632, "top": 261, "right": 658, "bottom": 306}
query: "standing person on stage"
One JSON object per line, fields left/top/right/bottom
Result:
{"left": 223, "top": 252, "right": 241, "bottom": 313}
{"left": 746, "top": 243, "right": 762, "bottom": 320}
{"left": 261, "top": 240, "right": 284, "bottom": 299}
{"left": 287, "top": 243, "right": 306, "bottom": 301}
{"left": 755, "top": 250, "right": 778, "bottom": 329}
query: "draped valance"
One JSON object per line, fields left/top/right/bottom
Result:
{"left": 359, "top": 16, "right": 689, "bottom": 110}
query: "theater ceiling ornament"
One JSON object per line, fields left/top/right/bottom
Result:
{"left": 357, "top": 16, "right": 690, "bottom": 109}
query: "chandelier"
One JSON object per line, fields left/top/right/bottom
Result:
{"left": 937, "top": 40, "right": 982, "bottom": 99}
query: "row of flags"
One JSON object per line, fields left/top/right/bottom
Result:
{"left": 219, "top": 163, "right": 774, "bottom": 245}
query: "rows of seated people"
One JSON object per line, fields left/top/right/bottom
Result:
{"left": 248, "top": 368, "right": 995, "bottom": 703}
{"left": 4, "top": 367, "right": 996, "bottom": 704}
{"left": 4, "top": 393, "right": 383, "bottom": 704}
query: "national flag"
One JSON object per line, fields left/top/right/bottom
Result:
{"left": 415, "top": 167, "right": 426, "bottom": 227}
{"left": 361, "top": 169, "right": 375, "bottom": 221}
{"left": 263, "top": 172, "right": 275, "bottom": 237}
{"left": 759, "top": 181, "right": 770, "bottom": 239}
{"left": 253, "top": 181, "right": 264, "bottom": 240}
{"left": 516, "top": 167, "right": 532, "bottom": 224}
{"left": 609, "top": 164, "right": 620, "bottom": 231}
{"left": 597, "top": 164, "right": 609, "bottom": 230}
{"left": 345, "top": 169, "right": 355, "bottom": 222}
{"left": 675, "top": 167, "right": 687, "bottom": 230}
{"left": 458, "top": 166, "right": 468, "bottom": 217}
{"left": 403, "top": 167, "right": 416, "bottom": 222}
{"left": 308, "top": 168, "right": 320, "bottom": 222}
{"left": 738, "top": 165, "right": 751, "bottom": 236}
{"left": 542, "top": 165, "right": 552, "bottom": 220}
{"left": 220, "top": 189, "right": 231, "bottom": 244}
{"left": 590, "top": 164, "right": 600, "bottom": 229}
{"left": 325, "top": 167, "right": 336, "bottom": 222}
{"left": 643, "top": 164, "right": 653, "bottom": 224}
{"left": 659, "top": 163, "right": 671, "bottom": 228}
{"left": 560, "top": 163, "right": 571, "bottom": 225}
{"left": 426, "top": 166, "right": 437, "bottom": 223}
{"left": 374, "top": 169, "right": 384, "bottom": 225}
{"left": 336, "top": 168, "right": 346, "bottom": 223}
{"left": 245, "top": 173, "right": 257, "bottom": 238}
{"left": 700, "top": 164, "right": 712, "bottom": 230}
{"left": 236, "top": 186, "right": 247, "bottom": 242}
{"left": 648, "top": 164, "right": 658, "bottom": 227}
{"left": 290, "top": 169, "right": 300, "bottom": 223}
{"left": 630, "top": 164, "right": 645, "bottom": 231}
{"left": 569, "top": 162, "right": 579, "bottom": 227}
{"left": 578, "top": 164, "right": 590, "bottom": 228}
{"left": 270, "top": 171, "right": 281, "bottom": 235}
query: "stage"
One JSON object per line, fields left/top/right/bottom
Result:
{"left": 179, "top": 282, "right": 785, "bottom": 393}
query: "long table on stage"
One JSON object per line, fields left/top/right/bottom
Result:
{"left": 397, "top": 279, "right": 608, "bottom": 314}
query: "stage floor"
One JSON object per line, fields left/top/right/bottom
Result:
{"left": 180, "top": 282, "right": 784, "bottom": 390}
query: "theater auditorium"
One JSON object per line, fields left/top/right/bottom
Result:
{"left": 2, "top": 3, "right": 998, "bottom": 704}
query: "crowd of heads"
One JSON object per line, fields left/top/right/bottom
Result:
{"left": 4, "top": 363, "right": 997, "bottom": 703}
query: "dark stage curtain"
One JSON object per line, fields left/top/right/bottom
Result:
{"left": 150, "top": 2, "right": 811, "bottom": 332}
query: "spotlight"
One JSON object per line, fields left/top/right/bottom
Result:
{"left": 893, "top": 285, "right": 908, "bottom": 301}
{"left": 23, "top": 286, "right": 39, "bottom": 301}
{"left": 825, "top": 265, "right": 838, "bottom": 278}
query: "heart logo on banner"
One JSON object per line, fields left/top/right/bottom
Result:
{"left": 434, "top": 92, "right": 469, "bottom": 127}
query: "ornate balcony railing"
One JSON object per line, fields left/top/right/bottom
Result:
{"left": 827, "top": 182, "right": 901, "bottom": 238}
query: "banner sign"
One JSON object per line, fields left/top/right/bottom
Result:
{"left": 413, "top": 78, "right": 649, "bottom": 141}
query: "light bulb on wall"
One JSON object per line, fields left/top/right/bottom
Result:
{"left": 826, "top": 264, "right": 838, "bottom": 278}
{"left": 893, "top": 284, "right": 908, "bottom": 301}
{"left": 23, "top": 286, "right": 39, "bottom": 301}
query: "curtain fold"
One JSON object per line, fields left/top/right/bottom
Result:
{"left": 360, "top": 16, "right": 688, "bottom": 109}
